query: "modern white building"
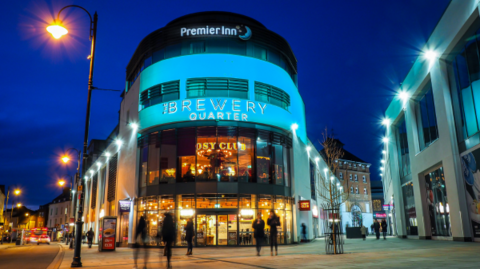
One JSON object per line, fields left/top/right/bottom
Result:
{"left": 382, "top": 0, "right": 480, "bottom": 241}
{"left": 78, "top": 12, "right": 340, "bottom": 247}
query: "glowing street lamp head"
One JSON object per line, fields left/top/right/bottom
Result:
{"left": 382, "top": 118, "right": 390, "bottom": 126}
{"left": 16, "top": 203, "right": 22, "bottom": 208}
{"left": 61, "top": 156, "right": 70, "bottom": 164}
{"left": 58, "top": 179, "right": 66, "bottom": 186}
{"left": 424, "top": 50, "right": 438, "bottom": 61}
{"left": 25, "top": 213, "right": 29, "bottom": 217}
{"left": 46, "top": 23, "right": 68, "bottom": 39}
{"left": 14, "top": 189, "right": 20, "bottom": 195}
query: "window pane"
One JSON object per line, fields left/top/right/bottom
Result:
{"left": 207, "top": 39, "right": 229, "bottom": 53}
{"left": 238, "top": 136, "right": 254, "bottom": 183}
{"left": 424, "top": 167, "right": 451, "bottom": 236}
{"left": 456, "top": 52, "right": 471, "bottom": 89}
{"left": 273, "top": 144, "right": 284, "bottom": 185}
{"left": 140, "top": 144, "right": 148, "bottom": 188}
{"left": 229, "top": 39, "right": 246, "bottom": 55}
{"left": 402, "top": 182, "right": 418, "bottom": 235}
{"left": 229, "top": 90, "right": 248, "bottom": 99}
{"left": 147, "top": 142, "right": 160, "bottom": 186}
{"left": 196, "top": 194, "right": 217, "bottom": 208}
{"left": 462, "top": 87, "right": 478, "bottom": 136}
{"left": 190, "top": 41, "right": 205, "bottom": 54}
{"left": 268, "top": 50, "right": 281, "bottom": 66}
{"left": 472, "top": 83, "right": 480, "bottom": 132}
{"left": 179, "top": 156, "right": 196, "bottom": 182}
{"left": 466, "top": 41, "right": 480, "bottom": 82}
{"left": 283, "top": 147, "right": 290, "bottom": 187}
{"left": 196, "top": 127, "right": 217, "bottom": 181}
{"left": 165, "top": 43, "right": 182, "bottom": 58}
{"left": 162, "top": 93, "right": 178, "bottom": 103}
{"left": 256, "top": 139, "right": 270, "bottom": 184}
{"left": 217, "top": 135, "right": 238, "bottom": 182}
{"left": 153, "top": 49, "right": 165, "bottom": 63}
{"left": 218, "top": 194, "right": 238, "bottom": 208}
{"left": 255, "top": 93, "right": 269, "bottom": 103}
{"left": 254, "top": 45, "right": 267, "bottom": 60}
{"left": 160, "top": 130, "right": 176, "bottom": 184}
{"left": 160, "top": 196, "right": 175, "bottom": 211}
{"left": 206, "top": 89, "right": 228, "bottom": 97}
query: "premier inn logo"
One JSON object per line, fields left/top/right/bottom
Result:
{"left": 180, "top": 25, "right": 252, "bottom": 40}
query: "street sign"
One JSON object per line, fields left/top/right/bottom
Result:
{"left": 77, "top": 185, "right": 83, "bottom": 191}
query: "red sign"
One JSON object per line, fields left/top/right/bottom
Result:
{"left": 374, "top": 213, "right": 387, "bottom": 218}
{"left": 299, "top": 200, "right": 310, "bottom": 211}
{"left": 103, "top": 238, "right": 115, "bottom": 250}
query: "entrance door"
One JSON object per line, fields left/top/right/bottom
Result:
{"left": 196, "top": 214, "right": 217, "bottom": 246}
{"left": 196, "top": 214, "right": 238, "bottom": 246}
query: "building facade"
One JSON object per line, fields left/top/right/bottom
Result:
{"left": 329, "top": 141, "right": 373, "bottom": 232}
{"left": 382, "top": 0, "right": 480, "bottom": 241}
{"left": 47, "top": 188, "right": 73, "bottom": 240}
{"left": 80, "top": 11, "right": 339, "bottom": 247}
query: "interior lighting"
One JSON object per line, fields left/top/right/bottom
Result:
{"left": 291, "top": 123, "right": 298, "bottom": 131}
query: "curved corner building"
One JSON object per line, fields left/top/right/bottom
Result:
{"left": 81, "top": 11, "right": 328, "bottom": 247}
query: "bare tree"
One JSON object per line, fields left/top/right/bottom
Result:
{"left": 316, "top": 127, "right": 349, "bottom": 254}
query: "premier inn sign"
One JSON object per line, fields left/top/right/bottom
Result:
{"left": 180, "top": 25, "right": 252, "bottom": 40}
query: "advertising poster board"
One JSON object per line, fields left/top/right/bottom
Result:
{"left": 461, "top": 151, "right": 480, "bottom": 238}
{"left": 100, "top": 217, "right": 117, "bottom": 251}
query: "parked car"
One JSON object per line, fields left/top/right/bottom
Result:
{"left": 29, "top": 236, "right": 39, "bottom": 244}
{"left": 37, "top": 235, "right": 50, "bottom": 245}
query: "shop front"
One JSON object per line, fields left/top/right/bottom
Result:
{"left": 137, "top": 194, "right": 293, "bottom": 247}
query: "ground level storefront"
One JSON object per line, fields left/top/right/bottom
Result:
{"left": 137, "top": 194, "right": 293, "bottom": 247}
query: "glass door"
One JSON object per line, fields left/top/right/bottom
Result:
{"left": 206, "top": 215, "right": 217, "bottom": 245}
{"left": 227, "top": 214, "right": 237, "bottom": 245}
{"left": 218, "top": 215, "right": 228, "bottom": 245}
{"left": 196, "top": 215, "right": 206, "bottom": 246}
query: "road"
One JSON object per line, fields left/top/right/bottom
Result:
{"left": 0, "top": 243, "right": 59, "bottom": 269}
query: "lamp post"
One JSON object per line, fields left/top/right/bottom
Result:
{"left": 58, "top": 176, "right": 74, "bottom": 248}
{"left": 47, "top": 5, "right": 98, "bottom": 267}
{"left": 1, "top": 188, "right": 21, "bottom": 244}
{"left": 10, "top": 203, "right": 22, "bottom": 243}
{"left": 61, "top": 148, "right": 81, "bottom": 249}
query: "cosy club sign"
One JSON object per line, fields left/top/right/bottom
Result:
{"left": 196, "top": 142, "right": 246, "bottom": 151}
{"left": 299, "top": 200, "right": 310, "bottom": 211}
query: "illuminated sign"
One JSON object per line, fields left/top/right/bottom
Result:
{"left": 312, "top": 205, "right": 319, "bottom": 218}
{"left": 180, "top": 25, "right": 252, "bottom": 40}
{"left": 383, "top": 204, "right": 391, "bottom": 211}
{"left": 374, "top": 213, "right": 387, "bottom": 218}
{"left": 299, "top": 200, "right": 310, "bottom": 211}
{"left": 159, "top": 99, "right": 267, "bottom": 122}
{"left": 119, "top": 200, "right": 131, "bottom": 213}
{"left": 196, "top": 142, "right": 246, "bottom": 150}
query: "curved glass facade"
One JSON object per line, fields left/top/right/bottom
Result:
{"left": 137, "top": 194, "right": 293, "bottom": 247}
{"left": 138, "top": 126, "right": 291, "bottom": 185}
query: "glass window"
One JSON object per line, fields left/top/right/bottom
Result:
{"left": 165, "top": 43, "right": 182, "bottom": 58}
{"left": 239, "top": 195, "right": 252, "bottom": 208}
{"left": 159, "top": 196, "right": 175, "bottom": 211}
{"left": 254, "top": 45, "right": 267, "bottom": 60}
{"left": 284, "top": 146, "right": 291, "bottom": 187}
{"left": 196, "top": 127, "right": 217, "bottom": 181}
{"left": 396, "top": 116, "right": 411, "bottom": 178}
{"left": 258, "top": 195, "right": 272, "bottom": 209}
{"left": 238, "top": 135, "right": 254, "bottom": 183}
{"left": 402, "top": 182, "right": 418, "bottom": 235}
{"left": 424, "top": 167, "right": 451, "bottom": 236}
{"left": 310, "top": 161, "right": 316, "bottom": 200}
{"left": 147, "top": 133, "right": 160, "bottom": 186}
{"left": 218, "top": 194, "right": 238, "bottom": 208}
{"left": 207, "top": 39, "right": 229, "bottom": 53}
{"left": 140, "top": 143, "right": 148, "bottom": 188}
{"left": 414, "top": 82, "right": 439, "bottom": 150}
{"left": 196, "top": 195, "right": 217, "bottom": 208}
{"left": 273, "top": 144, "right": 284, "bottom": 185}
{"left": 177, "top": 194, "right": 195, "bottom": 209}
{"left": 217, "top": 133, "right": 238, "bottom": 182}
{"left": 256, "top": 137, "right": 271, "bottom": 184}
{"left": 178, "top": 128, "right": 196, "bottom": 182}
{"left": 152, "top": 49, "right": 164, "bottom": 63}
{"left": 160, "top": 130, "right": 176, "bottom": 184}
{"left": 190, "top": 41, "right": 205, "bottom": 54}
{"left": 354, "top": 174, "right": 358, "bottom": 181}
{"left": 229, "top": 39, "right": 246, "bottom": 55}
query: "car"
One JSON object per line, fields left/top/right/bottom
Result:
{"left": 37, "top": 235, "right": 50, "bottom": 245}
{"left": 29, "top": 236, "right": 39, "bottom": 244}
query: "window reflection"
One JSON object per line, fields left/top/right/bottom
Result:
{"left": 257, "top": 138, "right": 270, "bottom": 183}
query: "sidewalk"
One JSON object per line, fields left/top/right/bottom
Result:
{"left": 56, "top": 237, "right": 480, "bottom": 269}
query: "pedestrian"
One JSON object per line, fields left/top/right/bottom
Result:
{"left": 162, "top": 212, "right": 175, "bottom": 269}
{"left": 133, "top": 216, "right": 148, "bottom": 269}
{"left": 360, "top": 225, "right": 367, "bottom": 240}
{"left": 373, "top": 219, "right": 380, "bottom": 240}
{"left": 82, "top": 232, "right": 86, "bottom": 244}
{"left": 267, "top": 211, "right": 280, "bottom": 256}
{"left": 86, "top": 228, "right": 94, "bottom": 248}
{"left": 370, "top": 223, "right": 374, "bottom": 234}
{"left": 301, "top": 223, "right": 307, "bottom": 241}
{"left": 185, "top": 217, "right": 194, "bottom": 255}
{"left": 381, "top": 219, "right": 388, "bottom": 240}
{"left": 252, "top": 212, "right": 265, "bottom": 256}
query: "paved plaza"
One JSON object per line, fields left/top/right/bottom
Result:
{"left": 54, "top": 236, "right": 480, "bottom": 269}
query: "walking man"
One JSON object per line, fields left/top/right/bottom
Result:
{"left": 267, "top": 211, "right": 280, "bottom": 256}
{"left": 133, "top": 216, "right": 148, "bottom": 269}
{"left": 185, "top": 217, "right": 194, "bottom": 255}
{"left": 162, "top": 212, "right": 175, "bottom": 268}
{"left": 252, "top": 212, "right": 265, "bottom": 256}
{"left": 86, "top": 228, "right": 94, "bottom": 248}
{"left": 373, "top": 219, "right": 381, "bottom": 240}
{"left": 360, "top": 225, "right": 367, "bottom": 240}
{"left": 301, "top": 223, "right": 307, "bottom": 241}
{"left": 381, "top": 219, "right": 388, "bottom": 240}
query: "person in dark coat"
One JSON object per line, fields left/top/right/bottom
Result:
{"left": 82, "top": 232, "right": 86, "bottom": 244}
{"left": 381, "top": 219, "right": 388, "bottom": 240}
{"left": 162, "top": 213, "right": 175, "bottom": 268}
{"left": 185, "top": 218, "right": 194, "bottom": 255}
{"left": 301, "top": 223, "right": 307, "bottom": 241}
{"left": 373, "top": 219, "right": 381, "bottom": 240}
{"left": 252, "top": 212, "right": 265, "bottom": 256}
{"left": 134, "top": 216, "right": 148, "bottom": 269}
{"left": 86, "top": 228, "right": 94, "bottom": 248}
{"left": 267, "top": 211, "right": 280, "bottom": 256}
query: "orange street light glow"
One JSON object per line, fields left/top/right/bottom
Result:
{"left": 62, "top": 156, "right": 70, "bottom": 163}
{"left": 58, "top": 179, "right": 66, "bottom": 186}
{"left": 17, "top": 203, "right": 22, "bottom": 207}
{"left": 14, "top": 189, "right": 20, "bottom": 195}
{"left": 46, "top": 24, "right": 68, "bottom": 39}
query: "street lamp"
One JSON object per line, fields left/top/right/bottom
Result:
{"left": 47, "top": 5, "right": 98, "bottom": 267}
{"left": 1, "top": 188, "right": 21, "bottom": 244}
{"left": 58, "top": 179, "right": 66, "bottom": 187}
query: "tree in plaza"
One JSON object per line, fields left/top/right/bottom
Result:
{"left": 316, "top": 127, "right": 350, "bottom": 254}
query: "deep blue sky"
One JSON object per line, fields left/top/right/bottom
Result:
{"left": 0, "top": 0, "right": 451, "bottom": 209}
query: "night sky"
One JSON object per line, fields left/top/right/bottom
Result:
{"left": 0, "top": 0, "right": 451, "bottom": 209}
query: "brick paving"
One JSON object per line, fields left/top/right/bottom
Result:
{"left": 57, "top": 236, "right": 480, "bottom": 268}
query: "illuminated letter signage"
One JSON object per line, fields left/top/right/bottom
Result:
{"left": 299, "top": 200, "right": 310, "bottom": 211}
{"left": 180, "top": 25, "right": 252, "bottom": 40}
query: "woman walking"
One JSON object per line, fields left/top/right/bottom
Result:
{"left": 267, "top": 211, "right": 280, "bottom": 256}
{"left": 252, "top": 212, "right": 265, "bottom": 256}
{"left": 381, "top": 219, "right": 388, "bottom": 240}
{"left": 185, "top": 217, "right": 194, "bottom": 255}
{"left": 162, "top": 213, "right": 175, "bottom": 268}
